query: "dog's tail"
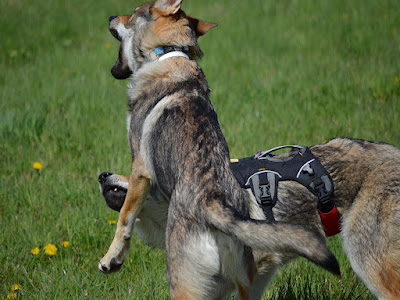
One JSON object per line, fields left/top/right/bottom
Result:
{"left": 204, "top": 198, "right": 340, "bottom": 276}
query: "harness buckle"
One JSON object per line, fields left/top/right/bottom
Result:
{"left": 260, "top": 192, "right": 274, "bottom": 207}
{"left": 248, "top": 173, "right": 278, "bottom": 222}
{"left": 315, "top": 182, "right": 329, "bottom": 201}
{"left": 258, "top": 183, "right": 275, "bottom": 223}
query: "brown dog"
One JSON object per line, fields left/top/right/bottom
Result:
{"left": 98, "top": 1, "right": 339, "bottom": 299}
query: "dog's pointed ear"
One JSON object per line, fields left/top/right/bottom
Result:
{"left": 187, "top": 15, "right": 218, "bottom": 37}
{"left": 154, "top": 0, "right": 183, "bottom": 16}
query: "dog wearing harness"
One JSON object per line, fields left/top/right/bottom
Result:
{"left": 99, "top": 137, "right": 400, "bottom": 298}
{"left": 230, "top": 145, "right": 340, "bottom": 237}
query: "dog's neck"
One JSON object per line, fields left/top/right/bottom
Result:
{"left": 154, "top": 46, "right": 190, "bottom": 61}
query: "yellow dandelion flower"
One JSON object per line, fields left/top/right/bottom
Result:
{"left": 7, "top": 293, "right": 17, "bottom": 299}
{"left": 395, "top": 76, "right": 399, "bottom": 82}
{"left": 44, "top": 243, "right": 58, "bottom": 256}
{"left": 106, "top": 42, "right": 112, "bottom": 49}
{"left": 11, "top": 284, "right": 20, "bottom": 291}
{"left": 61, "top": 241, "right": 69, "bottom": 248}
{"left": 32, "top": 161, "right": 43, "bottom": 170}
{"left": 107, "top": 220, "right": 117, "bottom": 225}
{"left": 31, "top": 247, "right": 40, "bottom": 255}
{"left": 343, "top": 13, "right": 349, "bottom": 19}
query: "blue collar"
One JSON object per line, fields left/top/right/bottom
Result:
{"left": 154, "top": 45, "right": 190, "bottom": 58}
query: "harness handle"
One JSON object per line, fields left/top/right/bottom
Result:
{"left": 255, "top": 145, "right": 303, "bottom": 159}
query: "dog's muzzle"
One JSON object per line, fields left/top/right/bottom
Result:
{"left": 99, "top": 172, "right": 113, "bottom": 185}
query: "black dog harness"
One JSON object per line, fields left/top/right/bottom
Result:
{"left": 230, "top": 145, "right": 340, "bottom": 236}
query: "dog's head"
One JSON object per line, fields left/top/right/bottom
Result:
{"left": 108, "top": 0, "right": 217, "bottom": 79}
{"left": 98, "top": 172, "right": 128, "bottom": 212}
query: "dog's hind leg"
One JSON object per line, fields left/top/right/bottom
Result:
{"left": 235, "top": 252, "right": 280, "bottom": 300}
{"left": 166, "top": 207, "right": 255, "bottom": 299}
{"left": 99, "top": 159, "right": 150, "bottom": 274}
{"left": 342, "top": 189, "right": 400, "bottom": 300}
{"left": 165, "top": 197, "right": 252, "bottom": 299}
{"left": 166, "top": 213, "right": 222, "bottom": 299}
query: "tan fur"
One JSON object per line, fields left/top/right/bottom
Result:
{"left": 115, "top": 174, "right": 129, "bottom": 182}
{"left": 99, "top": 159, "right": 150, "bottom": 272}
{"left": 119, "top": 162, "right": 150, "bottom": 226}
{"left": 99, "top": 1, "right": 340, "bottom": 298}
{"left": 116, "top": 15, "right": 131, "bottom": 23}
{"left": 378, "top": 258, "right": 400, "bottom": 299}
{"left": 236, "top": 282, "right": 250, "bottom": 300}
{"left": 100, "top": 137, "right": 400, "bottom": 299}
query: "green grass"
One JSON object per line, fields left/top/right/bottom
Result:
{"left": 1, "top": 0, "right": 399, "bottom": 298}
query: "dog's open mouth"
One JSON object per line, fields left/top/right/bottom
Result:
{"left": 110, "top": 46, "right": 133, "bottom": 80}
{"left": 102, "top": 186, "right": 127, "bottom": 212}
{"left": 103, "top": 185, "right": 127, "bottom": 197}
{"left": 109, "top": 28, "right": 121, "bottom": 41}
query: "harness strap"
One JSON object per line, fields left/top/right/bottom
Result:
{"left": 248, "top": 172, "right": 278, "bottom": 222}
{"left": 318, "top": 206, "right": 341, "bottom": 237}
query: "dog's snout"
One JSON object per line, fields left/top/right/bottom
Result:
{"left": 109, "top": 16, "right": 117, "bottom": 23}
{"left": 99, "top": 172, "right": 113, "bottom": 184}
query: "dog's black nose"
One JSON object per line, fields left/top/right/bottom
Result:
{"left": 99, "top": 172, "right": 113, "bottom": 184}
{"left": 109, "top": 16, "right": 117, "bottom": 22}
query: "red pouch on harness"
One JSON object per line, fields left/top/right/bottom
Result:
{"left": 318, "top": 205, "right": 340, "bottom": 237}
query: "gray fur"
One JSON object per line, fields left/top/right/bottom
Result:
{"left": 100, "top": 138, "right": 400, "bottom": 299}
{"left": 98, "top": 1, "right": 340, "bottom": 299}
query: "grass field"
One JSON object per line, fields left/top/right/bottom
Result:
{"left": 1, "top": 0, "right": 399, "bottom": 298}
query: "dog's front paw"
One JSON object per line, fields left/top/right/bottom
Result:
{"left": 98, "top": 256, "right": 124, "bottom": 274}
{"left": 98, "top": 225, "right": 132, "bottom": 274}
